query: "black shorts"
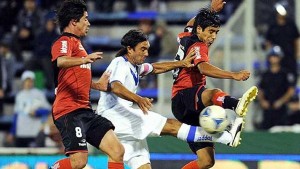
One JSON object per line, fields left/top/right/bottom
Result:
{"left": 171, "top": 85, "right": 214, "bottom": 153}
{"left": 54, "top": 108, "right": 115, "bottom": 155}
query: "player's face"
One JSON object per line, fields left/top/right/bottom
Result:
{"left": 75, "top": 11, "right": 90, "bottom": 37}
{"left": 129, "top": 41, "right": 150, "bottom": 65}
{"left": 197, "top": 26, "right": 219, "bottom": 46}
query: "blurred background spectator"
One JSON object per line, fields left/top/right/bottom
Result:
{"left": 138, "top": 19, "right": 161, "bottom": 62}
{"left": 257, "top": 46, "right": 296, "bottom": 130}
{"left": 32, "top": 14, "right": 59, "bottom": 90}
{"left": 12, "top": 0, "right": 44, "bottom": 63}
{"left": 264, "top": 0, "right": 300, "bottom": 84}
{"left": 287, "top": 94, "right": 300, "bottom": 125}
{"left": 6, "top": 70, "right": 50, "bottom": 147}
{"left": 0, "top": 37, "right": 16, "bottom": 117}
{"left": 155, "top": 19, "right": 178, "bottom": 59}
{"left": 0, "top": 0, "right": 22, "bottom": 40}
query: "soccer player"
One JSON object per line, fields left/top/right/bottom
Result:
{"left": 171, "top": 8, "right": 258, "bottom": 169}
{"left": 49, "top": 1, "right": 125, "bottom": 169}
{"left": 96, "top": 29, "right": 244, "bottom": 169}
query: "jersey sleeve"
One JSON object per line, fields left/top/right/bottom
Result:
{"left": 51, "top": 37, "right": 73, "bottom": 61}
{"left": 188, "top": 42, "right": 209, "bottom": 65}
{"left": 108, "top": 59, "right": 127, "bottom": 84}
{"left": 138, "top": 63, "right": 153, "bottom": 77}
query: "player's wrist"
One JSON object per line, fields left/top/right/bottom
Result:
{"left": 81, "top": 57, "right": 86, "bottom": 64}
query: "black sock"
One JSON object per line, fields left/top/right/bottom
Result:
{"left": 223, "top": 96, "right": 239, "bottom": 110}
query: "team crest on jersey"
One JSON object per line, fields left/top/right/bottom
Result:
{"left": 60, "top": 41, "right": 68, "bottom": 54}
{"left": 194, "top": 46, "right": 201, "bottom": 59}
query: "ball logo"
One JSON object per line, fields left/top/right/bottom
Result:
{"left": 199, "top": 105, "right": 229, "bottom": 134}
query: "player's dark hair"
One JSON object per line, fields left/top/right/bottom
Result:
{"left": 115, "top": 29, "right": 148, "bottom": 57}
{"left": 192, "top": 8, "right": 221, "bottom": 34}
{"left": 56, "top": 0, "right": 87, "bottom": 33}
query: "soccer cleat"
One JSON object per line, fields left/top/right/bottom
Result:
{"left": 235, "top": 86, "right": 258, "bottom": 117}
{"left": 227, "top": 117, "right": 245, "bottom": 147}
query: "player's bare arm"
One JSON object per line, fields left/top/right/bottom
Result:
{"left": 151, "top": 50, "right": 195, "bottom": 74}
{"left": 198, "top": 62, "right": 250, "bottom": 81}
{"left": 91, "top": 71, "right": 111, "bottom": 91}
{"left": 110, "top": 81, "right": 153, "bottom": 114}
{"left": 186, "top": 0, "right": 226, "bottom": 27}
{"left": 211, "top": 0, "right": 226, "bottom": 12}
{"left": 56, "top": 52, "right": 103, "bottom": 68}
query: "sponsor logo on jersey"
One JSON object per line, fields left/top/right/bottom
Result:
{"left": 78, "top": 142, "right": 87, "bottom": 146}
{"left": 194, "top": 46, "right": 201, "bottom": 59}
{"left": 78, "top": 138, "right": 87, "bottom": 146}
{"left": 80, "top": 63, "right": 91, "bottom": 69}
{"left": 80, "top": 57, "right": 91, "bottom": 69}
{"left": 196, "top": 135, "right": 212, "bottom": 141}
{"left": 60, "top": 41, "right": 67, "bottom": 54}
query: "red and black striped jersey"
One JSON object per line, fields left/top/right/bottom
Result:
{"left": 51, "top": 33, "right": 91, "bottom": 120}
{"left": 172, "top": 32, "right": 209, "bottom": 98}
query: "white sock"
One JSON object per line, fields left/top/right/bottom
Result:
{"left": 177, "top": 123, "right": 232, "bottom": 144}
{"left": 213, "top": 131, "right": 233, "bottom": 145}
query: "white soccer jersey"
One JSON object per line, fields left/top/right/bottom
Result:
{"left": 96, "top": 56, "right": 166, "bottom": 169}
{"left": 97, "top": 56, "right": 153, "bottom": 112}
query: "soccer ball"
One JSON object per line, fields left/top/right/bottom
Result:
{"left": 199, "top": 105, "right": 229, "bottom": 134}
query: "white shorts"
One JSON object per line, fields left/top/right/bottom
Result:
{"left": 99, "top": 104, "right": 167, "bottom": 169}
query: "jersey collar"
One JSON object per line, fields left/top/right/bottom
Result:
{"left": 61, "top": 32, "right": 80, "bottom": 39}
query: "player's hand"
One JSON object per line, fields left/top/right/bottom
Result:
{"left": 182, "top": 49, "right": 196, "bottom": 68}
{"left": 211, "top": 0, "right": 226, "bottom": 12}
{"left": 137, "top": 97, "right": 153, "bottom": 114}
{"left": 97, "top": 70, "right": 111, "bottom": 91}
{"left": 84, "top": 52, "right": 103, "bottom": 63}
{"left": 233, "top": 70, "right": 250, "bottom": 81}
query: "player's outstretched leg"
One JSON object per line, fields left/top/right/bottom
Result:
{"left": 235, "top": 86, "right": 258, "bottom": 117}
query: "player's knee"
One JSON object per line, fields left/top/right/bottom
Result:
{"left": 69, "top": 153, "right": 88, "bottom": 169}
{"left": 71, "top": 157, "right": 88, "bottom": 169}
{"left": 197, "top": 158, "right": 215, "bottom": 169}
{"left": 162, "top": 119, "right": 181, "bottom": 136}
{"left": 110, "top": 143, "right": 125, "bottom": 162}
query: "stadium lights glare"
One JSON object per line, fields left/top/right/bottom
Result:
{"left": 275, "top": 3, "right": 287, "bottom": 16}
